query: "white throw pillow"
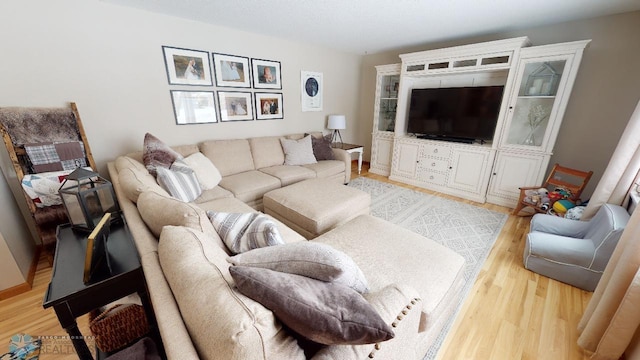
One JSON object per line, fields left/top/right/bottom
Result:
{"left": 207, "top": 211, "right": 284, "bottom": 254}
{"left": 182, "top": 152, "right": 222, "bottom": 190}
{"left": 280, "top": 135, "right": 317, "bottom": 166}
{"left": 156, "top": 159, "right": 202, "bottom": 202}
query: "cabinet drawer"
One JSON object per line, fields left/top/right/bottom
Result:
{"left": 422, "top": 144, "right": 451, "bottom": 158}
{"left": 419, "top": 171, "right": 447, "bottom": 186}
{"left": 420, "top": 158, "right": 449, "bottom": 172}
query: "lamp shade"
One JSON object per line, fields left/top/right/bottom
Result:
{"left": 327, "top": 115, "right": 346, "bottom": 130}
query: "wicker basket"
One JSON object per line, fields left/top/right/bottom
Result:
{"left": 89, "top": 303, "right": 150, "bottom": 353}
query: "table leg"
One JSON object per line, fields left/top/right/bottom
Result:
{"left": 357, "top": 151, "right": 363, "bottom": 174}
{"left": 64, "top": 323, "right": 94, "bottom": 360}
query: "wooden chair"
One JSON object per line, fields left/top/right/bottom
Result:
{"left": 513, "top": 163, "right": 593, "bottom": 216}
{"left": 0, "top": 103, "right": 96, "bottom": 264}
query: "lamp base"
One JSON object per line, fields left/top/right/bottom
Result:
{"left": 331, "top": 130, "right": 343, "bottom": 148}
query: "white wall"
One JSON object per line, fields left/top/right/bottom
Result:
{"left": 0, "top": 0, "right": 362, "bottom": 249}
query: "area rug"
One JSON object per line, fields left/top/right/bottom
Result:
{"left": 347, "top": 177, "right": 508, "bottom": 359}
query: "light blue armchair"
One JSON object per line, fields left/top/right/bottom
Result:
{"left": 523, "top": 204, "right": 630, "bottom": 291}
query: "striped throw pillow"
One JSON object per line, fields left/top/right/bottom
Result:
{"left": 207, "top": 211, "right": 284, "bottom": 254}
{"left": 156, "top": 160, "right": 202, "bottom": 202}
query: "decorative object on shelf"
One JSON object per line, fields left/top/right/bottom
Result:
{"left": 162, "top": 46, "right": 213, "bottom": 86}
{"left": 251, "top": 58, "right": 282, "bottom": 89}
{"left": 170, "top": 90, "right": 217, "bottom": 124}
{"left": 327, "top": 115, "right": 346, "bottom": 146}
{"left": 301, "top": 71, "right": 323, "bottom": 112}
{"left": 217, "top": 91, "right": 254, "bottom": 121}
{"left": 255, "top": 92, "right": 284, "bottom": 120}
{"left": 212, "top": 53, "right": 251, "bottom": 88}
{"left": 59, "top": 167, "right": 120, "bottom": 231}
{"left": 524, "top": 62, "right": 559, "bottom": 96}
{"left": 521, "top": 104, "right": 550, "bottom": 145}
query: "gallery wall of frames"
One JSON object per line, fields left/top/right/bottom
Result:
{"left": 163, "top": 46, "right": 285, "bottom": 125}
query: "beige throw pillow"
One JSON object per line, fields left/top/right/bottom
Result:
{"left": 182, "top": 152, "right": 222, "bottom": 190}
{"left": 280, "top": 135, "right": 317, "bottom": 166}
{"left": 228, "top": 242, "right": 369, "bottom": 293}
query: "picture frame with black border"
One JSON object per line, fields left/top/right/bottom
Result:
{"left": 217, "top": 91, "right": 254, "bottom": 121}
{"left": 162, "top": 46, "right": 213, "bottom": 86}
{"left": 212, "top": 53, "right": 251, "bottom": 88}
{"left": 255, "top": 92, "right": 284, "bottom": 120}
{"left": 170, "top": 90, "right": 217, "bottom": 125}
{"left": 251, "top": 59, "right": 282, "bottom": 89}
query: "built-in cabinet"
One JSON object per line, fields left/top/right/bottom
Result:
{"left": 376, "top": 37, "right": 590, "bottom": 206}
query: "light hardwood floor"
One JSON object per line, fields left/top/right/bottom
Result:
{"left": 0, "top": 162, "right": 592, "bottom": 359}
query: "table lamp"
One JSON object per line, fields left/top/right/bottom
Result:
{"left": 327, "top": 115, "right": 346, "bottom": 147}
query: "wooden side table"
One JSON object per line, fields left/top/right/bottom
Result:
{"left": 43, "top": 217, "right": 161, "bottom": 360}
{"left": 334, "top": 143, "right": 364, "bottom": 174}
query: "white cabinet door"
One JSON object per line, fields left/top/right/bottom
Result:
{"left": 488, "top": 151, "right": 546, "bottom": 201}
{"left": 370, "top": 136, "right": 394, "bottom": 175}
{"left": 447, "top": 147, "right": 493, "bottom": 196}
{"left": 393, "top": 141, "right": 420, "bottom": 179}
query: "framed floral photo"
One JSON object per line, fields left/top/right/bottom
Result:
{"left": 255, "top": 93, "right": 284, "bottom": 120}
{"left": 252, "top": 59, "right": 282, "bottom": 89}
{"left": 217, "top": 91, "right": 253, "bottom": 121}
{"left": 170, "top": 90, "right": 217, "bottom": 125}
{"left": 162, "top": 46, "right": 213, "bottom": 86}
{"left": 212, "top": 53, "right": 251, "bottom": 88}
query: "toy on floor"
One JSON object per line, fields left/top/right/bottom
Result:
{"left": 524, "top": 187, "right": 550, "bottom": 209}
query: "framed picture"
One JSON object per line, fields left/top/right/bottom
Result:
{"left": 217, "top": 91, "right": 254, "bottom": 121}
{"left": 255, "top": 93, "right": 284, "bottom": 120}
{"left": 212, "top": 53, "right": 251, "bottom": 88}
{"left": 162, "top": 46, "right": 213, "bottom": 86}
{"left": 301, "top": 71, "right": 323, "bottom": 112}
{"left": 252, "top": 59, "right": 282, "bottom": 89}
{"left": 170, "top": 90, "right": 217, "bottom": 125}
{"left": 83, "top": 213, "right": 112, "bottom": 284}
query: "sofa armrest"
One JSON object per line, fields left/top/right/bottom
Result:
{"left": 530, "top": 213, "right": 590, "bottom": 238}
{"left": 312, "top": 284, "right": 423, "bottom": 360}
{"left": 331, "top": 148, "right": 352, "bottom": 183}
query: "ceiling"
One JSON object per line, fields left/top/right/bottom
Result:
{"left": 102, "top": 0, "right": 640, "bottom": 54}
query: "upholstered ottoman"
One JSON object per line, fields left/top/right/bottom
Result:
{"left": 263, "top": 178, "right": 371, "bottom": 239}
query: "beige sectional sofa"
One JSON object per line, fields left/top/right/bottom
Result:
{"left": 107, "top": 132, "right": 466, "bottom": 360}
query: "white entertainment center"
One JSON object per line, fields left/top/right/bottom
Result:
{"left": 369, "top": 37, "right": 591, "bottom": 207}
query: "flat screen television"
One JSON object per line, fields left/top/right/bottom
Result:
{"left": 406, "top": 86, "right": 504, "bottom": 143}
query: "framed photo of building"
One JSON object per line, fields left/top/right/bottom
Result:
{"left": 301, "top": 71, "right": 323, "bottom": 112}
{"left": 255, "top": 93, "right": 284, "bottom": 120}
{"left": 252, "top": 59, "right": 282, "bottom": 89}
{"left": 170, "top": 90, "right": 217, "bottom": 125}
{"left": 217, "top": 91, "right": 254, "bottom": 121}
{"left": 162, "top": 46, "right": 213, "bottom": 86}
{"left": 212, "top": 53, "right": 251, "bottom": 88}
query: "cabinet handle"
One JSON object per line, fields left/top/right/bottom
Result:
{"left": 493, "top": 172, "right": 497, "bottom": 176}
{"left": 449, "top": 166, "right": 453, "bottom": 169}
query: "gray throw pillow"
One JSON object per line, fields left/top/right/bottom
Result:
{"left": 207, "top": 211, "right": 284, "bottom": 254}
{"left": 156, "top": 159, "right": 202, "bottom": 202}
{"left": 306, "top": 133, "right": 335, "bottom": 161}
{"left": 230, "top": 266, "right": 394, "bottom": 345}
{"left": 228, "top": 242, "right": 369, "bottom": 293}
{"left": 143, "top": 133, "right": 183, "bottom": 176}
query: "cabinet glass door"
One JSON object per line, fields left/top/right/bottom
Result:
{"left": 504, "top": 59, "right": 567, "bottom": 149}
{"left": 377, "top": 74, "right": 400, "bottom": 132}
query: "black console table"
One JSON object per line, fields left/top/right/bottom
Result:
{"left": 43, "top": 218, "right": 161, "bottom": 359}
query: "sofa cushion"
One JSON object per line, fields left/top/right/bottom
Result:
{"left": 137, "top": 191, "right": 215, "bottom": 238}
{"left": 303, "top": 160, "right": 345, "bottom": 179}
{"left": 143, "top": 133, "right": 183, "bottom": 176}
{"left": 156, "top": 160, "right": 202, "bottom": 202}
{"left": 259, "top": 165, "right": 316, "bottom": 187}
{"left": 230, "top": 266, "right": 394, "bottom": 345}
{"left": 249, "top": 136, "right": 285, "bottom": 169}
{"left": 228, "top": 242, "right": 368, "bottom": 293}
{"left": 118, "top": 167, "right": 169, "bottom": 203}
{"left": 207, "top": 211, "right": 285, "bottom": 254}
{"left": 199, "top": 139, "right": 255, "bottom": 177}
{"left": 218, "top": 170, "right": 281, "bottom": 203}
{"left": 306, "top": 133, "right": 335, "bottom": 161}
{"left": 115, "top": 156, "right": 148, "bottom": 174}
{"left": 158, "top": 226, "right": 306, "bottom": 360}
{"left": 280, "top": 136, "right": 317, "bottom": 166}
{"left": 193, "top": 186, "right": 234, "bottom": 204}
{"left": 181, "top": 152, "right": 222, "bottom": 190}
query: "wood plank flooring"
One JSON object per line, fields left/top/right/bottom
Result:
{"left": 0, "top": 161, "right": 592, "bottom": 359}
